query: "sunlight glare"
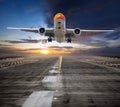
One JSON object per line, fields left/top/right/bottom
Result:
{"left": 40, "top": 50, "right": 49, "bottom": 55}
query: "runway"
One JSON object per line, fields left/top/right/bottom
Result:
{"left": 0, "top": 56, "right": 120, "bottom": 107}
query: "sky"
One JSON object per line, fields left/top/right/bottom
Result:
{"left": 0, "top": 0, "right": 120, "bottom": 56}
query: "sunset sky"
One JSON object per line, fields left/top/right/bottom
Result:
{"left": 0, "top": 0, "right": 120, "bottom": 56}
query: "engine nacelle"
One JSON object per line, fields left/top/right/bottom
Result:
{"left": 74, "top": 28, "right": 81, "bottom": 36}
{"left": 38, "top": 28, "right": 46, "bottom": 35}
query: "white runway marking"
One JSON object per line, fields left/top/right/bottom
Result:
{"left": 22, "top": 91, "right": 54, "bottom": 107}
{"left": 43, "top": 56, "right": 63, "bottom": 83}
{"left": 49, "top": 56, "right": 62, "bottom": 74}
{"left": 22, "top": 56, "right": 63, "bottom": 107}
{"left": 49, "top": 69, "right": 58, "bottom": 73}
{"left": 42, "top": 76, "right": 57, "bottom": 82}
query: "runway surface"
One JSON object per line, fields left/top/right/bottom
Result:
{"left": 0, "top": 56, "right": 120, "bottom": 107}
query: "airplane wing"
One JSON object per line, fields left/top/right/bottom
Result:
{"left": 66, "top": 28, "right": 114, "bottom": 37}
{"left": 7, "top": 27, "right": 54, "bottom": 36}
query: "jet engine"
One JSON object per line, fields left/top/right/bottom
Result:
{"left": 74, "top": 28, "right": 81, "bottom": 36}
{"left": 38, "top": 28, "right": 46, "bottom": 35}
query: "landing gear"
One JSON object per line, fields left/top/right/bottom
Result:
{"left": 48, "top": 36, "right": 52, "bottom": 42}
{"left": 67, "top": 38, "right": 71, "bottom": 43}
{"left": 66, "top": 35, "right": 71, "bottom": 43}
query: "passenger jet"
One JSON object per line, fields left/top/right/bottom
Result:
{"left": 7, "top": 13, "right": 114, "bottom": 43}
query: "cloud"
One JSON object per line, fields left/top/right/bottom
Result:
{"left": 4, "top": 40, "right": 25, "bottom": 44}
{"left": 107, "top": 40, "right": 120, "bottom": 47}
{"left": 72, "top": 46, "right": 120, "bottom": 56}
{"left": 20, "top": 39, "right": 42, "bottom": 43}
{"left": 0, "top": 44, "right": 12, "bottom": 47}
{"left": 85, "top": 47, "right": 120, "bottom": 56}
{"left": 48, "top": 46, "right": 73, "bottom": 49}
{"left": 104, "top": 28, "right": 120, "bottom": 40}
{"left": 4, "top": 39, "right": 42, "bottom": 44}
{"left": 0, "top": 47, "right": 28, "bottom": 56}
{"left": 44, "top": 0, "right": 120, "bottom": 29}
{"left": 80, "top": 29, "right": 120, "bottom": 48}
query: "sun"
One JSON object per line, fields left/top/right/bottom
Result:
{"left": 40, "top": 50, "right": 50, "bottom": 55}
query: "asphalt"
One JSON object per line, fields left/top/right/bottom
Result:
{"left": 0, "top": 56, "right": 120, "bottom": 107}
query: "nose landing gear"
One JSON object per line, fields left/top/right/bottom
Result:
{"left": 48, "top": 36, "right": 52, "bottom": 42}
{"left": 48, "top": 37, "right": 52, "bottom": 42}
{"left": 66, "top": 35, "right": 71, "bottom": 43}
{"left": 67, "top": 38, "right": 71, "bottom": 43}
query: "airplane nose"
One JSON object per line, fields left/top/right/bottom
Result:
{"left": 54, "top": 13, "right": 65, "bottom": 20}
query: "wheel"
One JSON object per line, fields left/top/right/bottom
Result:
{"left": 48, "top": 37, "right": 52, "bottom": 42}
{"left": 67, "top": 38, "right": 71, "bottom": 43}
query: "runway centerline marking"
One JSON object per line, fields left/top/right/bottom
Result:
{"left": 22, "top": 91, "right": 54, "bottom": 107}
{"left": 23, "top": 56, "right": 63, "bottom": 107}
{"left": 42, "top": 76, "right": 57, "bottom": 82}
{"left": 59, "top": 56, "right": 62, "bottom": 73}
{"left": 42, "top": 56, "right": 63, "bottom": 83}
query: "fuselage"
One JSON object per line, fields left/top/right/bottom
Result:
{"left": 54, "top": 13, "right": 66, "bottom": 42}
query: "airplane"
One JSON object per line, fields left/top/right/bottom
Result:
{"left": 7, "top": 13, "right": 114, "bottom": 43}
